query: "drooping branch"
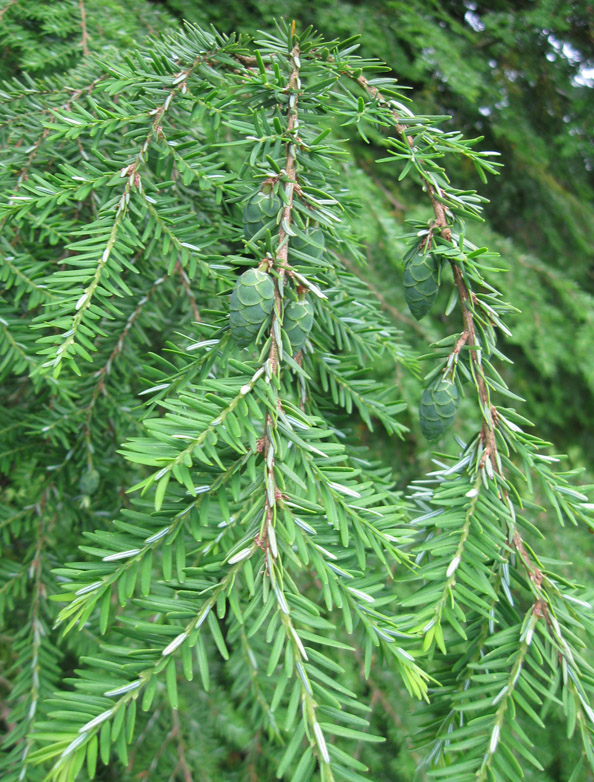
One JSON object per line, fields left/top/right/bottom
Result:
{"left": 344, "top": 66, "right": 590, "bottom": 780}
{"left": 259, "top": 40, "right": 301, "bottom": 555}
{"left": 83, "top": 273, "right": 169, "bottom": 436}
{"left": 3, "top": 491, "right": 55, "bottom": 781}
{"left": 268, "top": 45, "right": 301, "bottom": 372}
{"left": 45, "top": 50, "right": 220, "bottom": 377}
{"left": 348, "top": 69, "right": 544, "bottom": 586}
{"left": 251, "top": 38, "right": 337, "bottom": 778}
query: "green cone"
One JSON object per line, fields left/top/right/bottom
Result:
{"left": 242, "top": 191, "right": 282, "bottom": 240}
{"left": 229, "top": 269, "right": 275, "bottom": 348}
{"left": 80, "top": 469, "right": 100, "bottom": 495}
{"left": 403, "top": 251, "right": 440, "bottom": 320}
{"left": 289, "top": 228, "right": 325, "bottom": 261}
{"left": 419, "top": 377, "right": 460, "bottom": 441}
{"left": 284, "top": 299, "right": 314, "bottom": 353}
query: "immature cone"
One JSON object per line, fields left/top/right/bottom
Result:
{"left": 229, "top": 269, "right": 275, "bottom": 348}
{"left": 284, "top": 299, "right": 314, "bottom": 353}
{"left": 419, "top": 377, "right": 460, "bottom": 441}
{"left": 403, "top": 251, "right": 440, "bottom": 320}
{"left": 289, "top": 228, "right": 325, "bottom": 261}
{"left": 242, "top": 191, "right": 282, "bottom": 240}
{"left": 80, "top": 469, "right": 100, "bottom": 495}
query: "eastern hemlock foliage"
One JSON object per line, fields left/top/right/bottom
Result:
{"left": 1, "top": 7, "right": 594, "bottom": 782}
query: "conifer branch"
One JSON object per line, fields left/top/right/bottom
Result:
{"left": 342, "top": 56, "right": 594, "bottom": 776}
{"left": 0, "top": 254, "right": 57, "bottom": 300}
{"left": 247, "top": 40, "right": 338, "bottom": 774}
{"left": 83, "top": 273, "right": 169, "bottom": 435}
{"left": 0, "top": 314, "right": 34, "bottom": 366}
{"left": 43, "top": 50, "right": 220, "bottom": 377}
{"left": 13, "top": 75, "right": 105, "bottom": 185}
{"left": 349, "top": 68, "right": 545, "bottom": 586}
{"left": 268, "top": 41, "right": 300, "bottom": 372}
{"left": 13, "top": 513, "right": 46, "bottom": 777}
{"left": 48, "top": 553, "right": 256, "bottom": 778}
{"left": 56, "top": 452, "right": 251, "bottom": 631}
{"left": 260, "top": 41, "right": 300, "bottom": 557}
{"left": 2, "top": 493, "right": 56, "bottom": 781}
{"left": 475, "top": 608, "right": 539, "bottom": 781}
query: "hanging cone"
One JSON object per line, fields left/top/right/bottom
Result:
{"left": 289, "top": 228, "right": 325, "bottom": 261}
{"left": 80, "top": 469, "right": 100, "bottom": 495}
{"left": 242, "top": 191, "right": 282, "bottom": 240}
{"left": 283, "top": 299, "right": 314, "bottom": 353}
{"left": 229, "top": 269, "right": 275, "bottom": 347}
{"left": 403, "top": 251, "right": 440, "bottom": 320}
{"left": 419, "top": 377, "right": 460, "bottom": 441}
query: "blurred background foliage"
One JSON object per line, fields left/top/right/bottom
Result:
{"left": 0, "top": 1, "right": 592, "bottom": 780}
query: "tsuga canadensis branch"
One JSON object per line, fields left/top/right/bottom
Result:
{"left": 7, "top": 492, "right": 55, "bottom": 781}
{"left": 84, "top": 273, "right": 169, "bottom": 430}
{"left": 346, "top": 65, "right": 594, "bottom": 777}
{"left": 15, "top": 75, "right": 106, "bottom": 185}
{"left": 257, "top": 36, "right": 337, "bottom": 777}
{"left": 268, "top": 41, "right": 301, "bottom": 372}
{"left": 46, "top": 50, "right": 219, "bottom": 377}
{"left": 349, "top": 69, "right": 545, "bottom": 588}
{"left": 260, "top": 40, "right": 301, "bottom": 555}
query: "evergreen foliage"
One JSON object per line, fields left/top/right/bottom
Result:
{"left": 1, "top": 4, "right": 593, "bottom": 782}
{"left": 160, "top": 0, "right": 594, "bottom": 458}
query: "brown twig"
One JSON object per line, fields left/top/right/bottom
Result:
{"left": 233, "top": 54, "right": 259, "bottom": 67}
{"left": 176, "top": 262, "right": 201, "bottom": 322}
{"left": 246, "top": 731, "right": 261, "bottom": 782}
{"left": 0, "top": 0, "right": 19, "bottom": 21}
{"left": 170, "top": 708, "right": 193, "bottom": 782}
{"left": 361, "top": 164, "right": 407, "bottom": 211}
{"left": 259, "top": 42, "right": 301, "bottom": 553}
{"left": 78, "top": 0, "right": 90, "bottom": 56}
{"left": 452, "top": 329, "right": 470, "bottom": 356}
{"left": 352, "top": 646, "right": 426, "bottom": 777}
{"left": 268, "top": 43, "right": 301, "bottom": 372}
{"left": 127, "top": 707, "right": 163, "bottom": 772}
